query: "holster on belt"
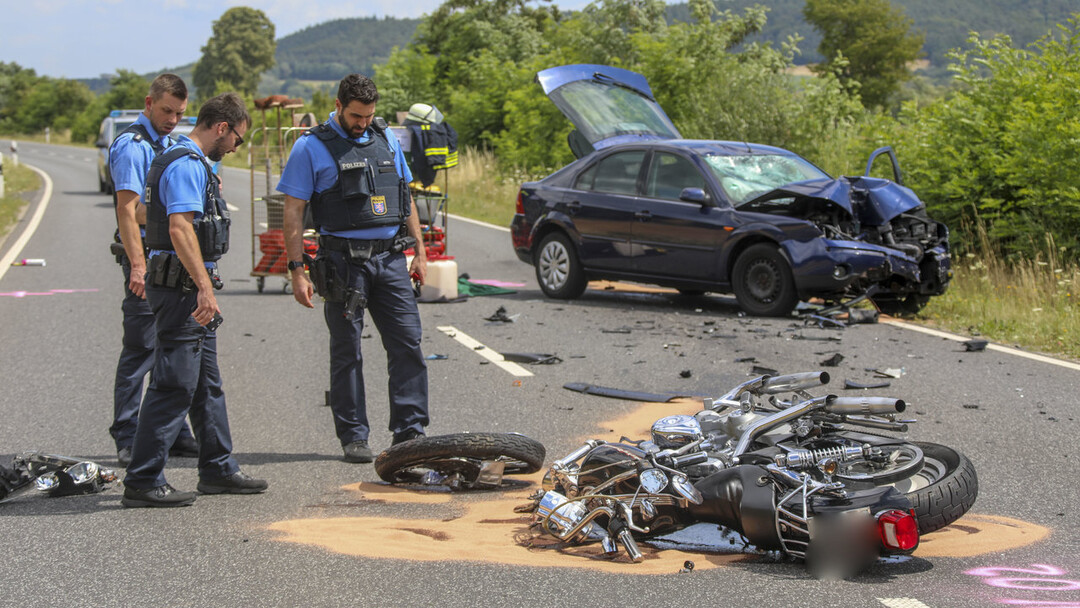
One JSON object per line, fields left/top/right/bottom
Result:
{"left": 148, "top": 253, "right": 188, "bottom": 290}
{"left": 147, "top": 254, "right": 222, "bottom": 292}
{"left": 310, "top": 254, "right": 346, "bottom": 302}
{"left": 110, "top": 241, "right": 126, "bottom": 265}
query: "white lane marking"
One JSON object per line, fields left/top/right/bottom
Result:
{"left": 227, "top": 203, "right": 238, "bottom": 211}
{"left": 437, "top": 325, "right": 533, "bottom": 377}
{"left": 448, "top": 212, "right": 510, "bottom": 233}
{"left": 0, "top": 163, "right": 53, "bottom": 282}
{"left": 881, "top": 319, "right": 1080, "bottom": 372}
{"left": 878, "top": 599, "right": 932, "bottom": 608}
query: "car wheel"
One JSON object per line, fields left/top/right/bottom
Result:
{"left": 871, "top": 294, "right": 930, "bottom": 317}
{"left": 98, "top": 175, "right": 107, "bottom": 194}
{"left": 732, "top": 243, "right": 798, "bottom": 316}
{"left": 535, "top": 232, "right": 586, "bottom": 299}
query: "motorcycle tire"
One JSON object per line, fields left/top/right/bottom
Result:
{"left": 890, "top": 441, "right": 979, "bottom": 534}
{"left": 374, "top": 432, "right": 546, "bottom": 485}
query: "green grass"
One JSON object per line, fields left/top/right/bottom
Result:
{"left": 917, "top": 233, "right": 1079, "bottom": 362}
{"left": 0, "top": 160, "right": 39, "bottom": 239}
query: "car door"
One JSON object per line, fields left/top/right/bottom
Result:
{"left": 569, "top": 149, "right": 647, "bottom": 271}
{"left": 631, "top": 151, "right": 733, "bottom": 282}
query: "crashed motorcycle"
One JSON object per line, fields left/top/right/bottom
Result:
{"left": 0, "top": 452, "right": 118, "bottom": 503}
{"left": 527, "top": 371, "right": 977, "bottom": 576}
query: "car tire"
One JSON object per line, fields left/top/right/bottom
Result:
{"left": 98, "top": 175, "right": 107, "bottom": 194}
{"left": 731, "top": 243, "right": 798, "bottom": 316}
{"left": 535, "top": 232, "right": 586, "bottom": 299}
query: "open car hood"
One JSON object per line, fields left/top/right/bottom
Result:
{"left": 536, "top": 64, "right": 681, "bottom": 153}
{"left": 739, "top": 176, "right": 924, "bottom": 226}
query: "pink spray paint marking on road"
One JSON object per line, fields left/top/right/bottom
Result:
{"left": 0, "top": 288, "right": 99, "bottom": 298}
{"left": 967, "top": 564, "right": 1080, "bottom": 606}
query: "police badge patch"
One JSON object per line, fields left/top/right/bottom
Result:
{"left": 371, "top": 195, "right": 387, "bottom": 216}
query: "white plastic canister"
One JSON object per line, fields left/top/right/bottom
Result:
{"left": 407, "top": 255, "right": 458, "bottom": 301}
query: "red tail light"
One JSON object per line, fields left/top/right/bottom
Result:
{"left": 876, "top": 509, "right": 919, "bottom": 551}
{"left": 515, "top": 191, "right": 525, "bottom": 215}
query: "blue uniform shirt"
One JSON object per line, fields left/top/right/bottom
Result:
{"left": 109, "top": 112, "right": 172, "bottom": 196}
{"left": 149, "top": 135, "right": 216, "bottom": 268}
{"left": 110, "top": 113, "right": 172, "bottom": 241}
{"left": 276, "top": 111, "right": 412, "bottom": 240}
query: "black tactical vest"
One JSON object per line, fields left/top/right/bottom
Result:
{"left": 110, "top": 122, "right": 166, "bottom": 208}
{"left": 144, "top": 147, "right": 231, "bottom": 262}
{"left": 307, "top": 120, "right": 408, "bottom": 232}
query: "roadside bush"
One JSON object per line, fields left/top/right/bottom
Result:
{"left": 882, "top": 18, "right": 1080, "bottom": 262}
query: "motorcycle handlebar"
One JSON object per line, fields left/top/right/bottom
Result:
{"left": 761, "top": 372, "right": 831, "bottom": 394}
{"left": 825, "top": 397, "right": 906, "bottom": 415}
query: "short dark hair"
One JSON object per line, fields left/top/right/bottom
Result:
{"left": 148, "top": 73, "right": 187, "bottom": 101}
{"left": 196, "top": 92, "right": 251, "bottom": 130}
{"left": 337, "top": 74, "right": 379, "bottom": 107}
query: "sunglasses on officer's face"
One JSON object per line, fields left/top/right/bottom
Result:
{"left": 228, "top": 124, "right": 244, "bottom": 147}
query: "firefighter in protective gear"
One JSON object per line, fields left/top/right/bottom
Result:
{"left": 402, "top": 102, "right": 458, "bottom": 188}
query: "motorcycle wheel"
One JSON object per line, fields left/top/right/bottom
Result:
{"left": 374, "top": 432, "right": 546, "bottom": 486}
{"left": 812, "top": 436, "right": 977, "bottom": 534}
{"left": 886, "top": 441, "right": 978, "bottom": 534}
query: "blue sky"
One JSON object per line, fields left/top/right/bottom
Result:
{"left": 1, "top": 0, "right": 593, "bottom": 80}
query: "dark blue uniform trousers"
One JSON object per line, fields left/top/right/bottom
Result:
{"left": 110, "top": 260, "right": 195, "bottom": 450}
{"left": 323, "top": 250, "right": 429, "bottom": 445}
{"left": 124, "top": 283, "right": 239, "bottom": 489}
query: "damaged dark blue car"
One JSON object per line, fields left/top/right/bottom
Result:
{"left": 510, "top": 64, "right": 951, "bottom": 316}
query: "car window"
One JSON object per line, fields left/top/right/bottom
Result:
{"left": 551, "top": 80, "right": 680, "bottom": 144}
{"left": 589, "top": 150, "right": 645, "bottom": 195}
{"left": 112, "top": 120, "right": 136, "bottom": 141}
{"left": 703, "top": 154, "right": 829, "bottom": 205}
{"left": 575, "top": 163, "right": 598, "bottom": 190}
{"left": 645, "top": 152, "right": 705, "bottom": 201}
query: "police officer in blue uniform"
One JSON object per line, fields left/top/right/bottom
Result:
{"left": 122, "top": 93, "right": 267, "bottom": 508}
{"left": 108, "top": 73, "right": 198, "bottom": 466}
{"left": 277, "top": 73, "right": 429, "bottom": 464}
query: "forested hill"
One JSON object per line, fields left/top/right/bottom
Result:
{"left": 272, "top": 16, "right": 421, "bottom": 81}
{"left": 272, "top": 1, "right": 1076, "bottom": 82}
{"left": 676, "top": 0, "right": 1078, "bottom": 65}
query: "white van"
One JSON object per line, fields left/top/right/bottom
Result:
{"left": 95, "top": 109, "right": 197, "bottom": 193}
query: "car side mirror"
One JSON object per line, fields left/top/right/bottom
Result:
{"left": 95, "top": 139, "right": 108, "bottom": 148}
{"left": 679, "top": 187, "right": 710, "bottom": 205}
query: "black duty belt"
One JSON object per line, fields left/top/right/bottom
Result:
{"left": 318, "top": 234, "right": 398, "bottom": 258}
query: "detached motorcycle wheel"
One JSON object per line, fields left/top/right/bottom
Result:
{"left": 374, "top": 432, "right": 546, "bottom": 485}
{"left": 887, "top": 442, "right": 978, "bottom": 534}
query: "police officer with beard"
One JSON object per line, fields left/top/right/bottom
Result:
{"left": 122, "top": 93, "right": 267, "bottom": 508}
{"left": 108, "top": 73, "right": 198, "bottom": 466}
{"left": 277, "top": 74, "right": 429, "bottom": 464}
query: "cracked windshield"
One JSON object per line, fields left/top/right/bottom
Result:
{"left": 705, "top": 154, "right": 828, "bottom": 204}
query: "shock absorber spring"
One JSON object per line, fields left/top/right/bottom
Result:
{"left": 774, "top": 445, "right": 866, "bottom": 471}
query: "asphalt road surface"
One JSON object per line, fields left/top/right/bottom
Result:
{"left": 2, "top": 141, "right": 1078, "bottom": 607}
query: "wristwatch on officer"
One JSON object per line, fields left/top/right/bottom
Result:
{"left": 287, "top": 260, "right": 305, "bottom": 271}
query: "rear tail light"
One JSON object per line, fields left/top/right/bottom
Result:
{"left": 515, "top": 191, "right": 525, "bottom": 215}
{"left": 876, "top": 509, "right": 919, "bottom": 551}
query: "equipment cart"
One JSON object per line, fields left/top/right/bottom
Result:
{"left": 248, "top": 96, "right": 318, "bottom": 293}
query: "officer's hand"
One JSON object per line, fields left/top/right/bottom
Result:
{"left": 292, "top": 272, "right": 315, "bottom": 308}
{"left": 129, "top": 263, "right": 147, "bottom": 299}
{"left": 193, "top": 289, "right": 220, "bottom": 326}
{"left": 410, "top": 255, "right": 428, "bottom": 285}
